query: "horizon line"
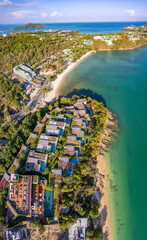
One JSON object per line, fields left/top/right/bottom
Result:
{"left": 1, "top": 20, "right": 147, "bottom": 25}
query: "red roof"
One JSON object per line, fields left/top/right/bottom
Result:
{"left": 0, "top": 178, "right": 7, "bottom": 188}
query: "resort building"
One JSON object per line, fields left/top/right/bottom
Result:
{"left": 13, "top": 64, "right": 36, "bottom": 82}
{"left": 84, "top": 39, "right": 93, "bottom": 45}
{"left": 72, "top": 126, "right": 85, "bottom": 137}
{"left": 67, "top": 135, "right": 81, "bottom": 146}
{"left": 68, "top": 218, "right": 88, "bottom": 240}
{"left": 48, "top": 120, "right": 66, "bottom": 130}
{"left": 36, "top": 139, "right": 52, "bottom": 152}
{"left": 41, "top": 114, "right": 52, "bottom": 124}
{"left": 58, "top": 156, "right": 79, "bottom": 170}
{"left": 4, "top": 225, "right": 28, "bottom": 240}
{"left": 39, "top": 134, "right": 58, "bottom": 145}
{"left": 46, "top": 124, "right": 60, "bottom": 136}
{"left": 8, "top": 174, "right": 47, "bottom": 219}
{"left": 25, "top": 150, "right": 48, "bottom": 173}
{"left": 63, "top": 49, "right": 71, "bottom": 54}
{"left": 9, "top": 175, "right": 32, "bottom": 216}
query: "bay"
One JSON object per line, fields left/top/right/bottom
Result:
{"left": 58, "top": 47, "right": 147, "bottom": 240}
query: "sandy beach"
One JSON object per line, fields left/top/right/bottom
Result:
{"left": 44, "top": 50, "right": 94, "bottom": 103}
{"left": 96, "top": 111, "right": 117, "bottom": 240}
{"left": 97, "top": 154, "right": 113, "bottom": 240}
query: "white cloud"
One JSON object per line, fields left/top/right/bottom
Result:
{"left": 41, "top": 12, "right": 47, "bottom": 18}
{"left": 0, "top": 0, "right": 13, "bottom": 6}
{"left": 8, "top": 10, "right": 33, "bottom": 18}
{"left": 125, "top": 9, "right": 136, "bottom": 17}
{"left": 0, "top": 0, "right": 37, "bottom": 7}
{"left": 50, "top": 10, "right": 62, "bottom": 17}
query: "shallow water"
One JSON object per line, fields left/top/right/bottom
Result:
{"left": 59, "top": 47, "right": 147, "bottom": 240}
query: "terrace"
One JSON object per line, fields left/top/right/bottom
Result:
{"left": 51, "top": 169, "right": 62, "bottom": 183}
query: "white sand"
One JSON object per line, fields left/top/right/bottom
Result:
{"left": 44, "top": 50, "right": 94, "bottom": 103}
{"left": 97, "top": 154, "right": 113, "bottom": 240}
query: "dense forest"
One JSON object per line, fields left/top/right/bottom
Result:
{"left": 13, "top": 23, "right": 45, "bottom": 30}
{"left": 0, "top": 32, "right": 90, "bottom": 72}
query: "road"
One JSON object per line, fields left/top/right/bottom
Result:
{"left": 12, "top": 78, "right": 51, "bottom": 121}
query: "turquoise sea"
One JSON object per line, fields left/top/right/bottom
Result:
{"left": 0, "top": 21, "right": 147, "bottom": 35}
{"left": 58, "top": 47, "right": 147, "bottom": 240}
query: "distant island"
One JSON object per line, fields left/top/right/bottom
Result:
{"left": 13, "top": 23, "right": 45, "bottom": 30}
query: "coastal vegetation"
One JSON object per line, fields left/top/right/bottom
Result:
{"left": 0, "top": 73, "right": 28, "bottom": 127}
{"left": 13, "top": 23, "right": 45, "bottom": 30}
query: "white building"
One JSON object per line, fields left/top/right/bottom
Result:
{"left": 84, "top": 39, "right": 93, "bottom": 45}
{"left": 63, "top": 49, "right": 71, "bottom": 55}
{"left": 68, "top": 218, "right": 88, "bottom": 240}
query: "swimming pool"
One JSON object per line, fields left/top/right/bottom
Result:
{"left": 62, "top": 171, "right": 72, "bottom": 175}
{"left": 66, "top": 117, "right": 70, "bottom": 124}
{"left": 44, "top": 190, "right": 53, "bottom": 217}
{"left": 51, "top": 144, "right": 56, "bottom": 153}
{"left": 40, "top": 162, "right": 46, "bottom": 172}
{"left": 59, "top": 129, "right": 64, "bottom": 136}
{"left": 69, "top": 158, "right": 79, "bottom": 163}
{"left": 77, "top": 148, "right": 81, "bottom": 157}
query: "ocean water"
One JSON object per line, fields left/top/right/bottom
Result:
{"left": 0, "top": 21, "right": 147, "bottom": 35}
{"left": 58, "top": 47, "right": 147, "bottom": 240}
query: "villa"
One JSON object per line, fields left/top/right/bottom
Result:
{"left": 25, "top": 150, "right": 48, "bottom": 173}
{"left": 58, "top": 157, "right": 79, "bottom": 170}
{"left": 36, "top": 139, "right": 52, "bottom": 152}
{"left": 67, "top": 135, "right": 81, "bottom": 146}
{"left": 41, "top": 113, "right": 52, "bottom": 124}
{"left": 46, "top": 124, "right": 60, "bottom": 136}
{"left": 68, "top": 218, "right": 88, "bottom": 240}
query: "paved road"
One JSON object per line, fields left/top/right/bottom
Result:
{"left": 12, "top": 78, "right": 50, "bottom": 121}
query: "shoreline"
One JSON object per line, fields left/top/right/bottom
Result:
{"left": 96, "top": 111, "right": 118, "bottom": 240}
{"left": 44, "top": 50, "right": 94, "bottom": 103}
{"left": 44, "top": 43, "right": 147, "bottom": 104}
{"left": 97, "top": 154, "right": 112, "bottom": 240}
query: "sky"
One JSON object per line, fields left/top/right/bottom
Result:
{"left": 0, "top": 0, "right": 147, "bottom": 24}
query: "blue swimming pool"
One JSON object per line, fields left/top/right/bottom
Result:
{"left": 78, "top": 137, "right": 85, "bottom": 142}
{"left": 51, "top": 144, "right": 56, "bottom": 153}
{"left": 66, "top": 117, "right": 70, "bottom": 124}
{"left": 40, "top": 162, "right": 46, "bottom": 172}
{"left": 85, "top": 121, "right": 88, "bottom": 127}
{"left": 63, "top": 171, "right": 72, "bottom": 175}
{"left": 77, "top": 148, "right": 81, "bottom": 157}
{"left": 69, "top": 158, "right": 79, "bottom": 163}
{"left": 44, "top": 190, "right": 53, "bottom": 217}
{"left": 59, "top": 129, "right": 64, "bottom": 136}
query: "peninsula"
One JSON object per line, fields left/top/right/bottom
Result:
{"left": 0, "top": 95, "right": 116, "bottom": 240}
{"left": 122, "top": 24, "right": 147, "bottom": 33}
{"left": 13, "top": 23, "right": 45, "bottom": 30}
